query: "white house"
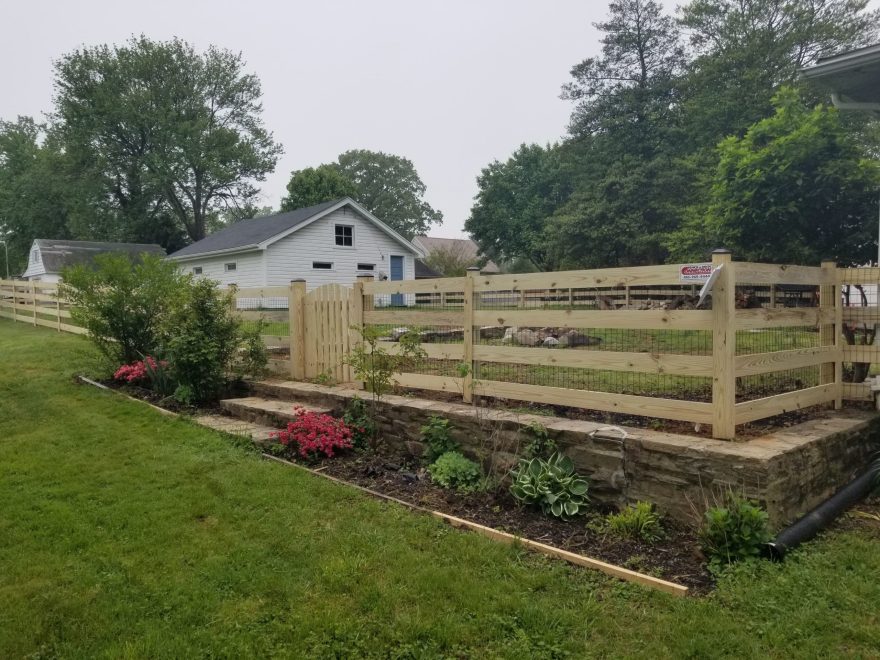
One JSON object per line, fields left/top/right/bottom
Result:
{"left": 21, "top": 239, "right": 166, "bottom": 283}
{"left": 167, "top": 198, "right": 423, "bottom": 296}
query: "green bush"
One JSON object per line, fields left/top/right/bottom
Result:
{"left": 421, "top": 416, "right": 457, "bottom": 462}
{"left": 428, "top": 451, "right": 482, "bottom": 492}
{"left": 342, "top": 397, "right": 375, "bottom": 449}
{"left": 607, "top": 501, "right": 664, "bottom": 543}
{"left": 162, "top": 280, "right": 266, "bottom": 405}
{"left": 510, "top": 452, "right": 589, "bottom": 520}
{"left": 61, "top": 253, "right": 186, "bottom": 365}
{"left": 700, "top": 495, "right": 771, "bottom": 567}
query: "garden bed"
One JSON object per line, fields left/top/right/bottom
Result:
{"left": 303, "top": 448, "right": 714, "bottom": 593}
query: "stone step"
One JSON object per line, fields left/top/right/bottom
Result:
{"left": 219, "top": 396, "right": 331, "bottom": 430}
{"left": 250, "top": 378, "right": 357, "bottom": 410}
{"left": 192, "top": 413, "right": 277, "bottom": 444}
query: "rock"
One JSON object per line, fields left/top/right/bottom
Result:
{"left": 390, "top": 327, "right": 411, "bottom": 341}
{"left": 512, "top": 329, "right": 541, "bottom": 347}
{"left": 559, "top": 330, "right": 602, "bottom": 347}
{"left": 543, "top": 336, "right": 560, "bottom": 347}
{"left": 420, "top": 328, "right": 464, "bottom": 342}
{"left": 501, "top": 326, "right": 519, "bottom": 344}
{"left": 479, "top": 325, "right": 507, "bottom": 339}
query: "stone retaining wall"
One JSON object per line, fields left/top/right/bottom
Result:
{"left": 253, "top": 380, "right": 880, "bottom": 527}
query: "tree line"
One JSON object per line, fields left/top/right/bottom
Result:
{"left": 466, "top": 0, "right": 880, "bottom": 270}
{"left": 0, "top": 37, "right": 442, "bottom": 273}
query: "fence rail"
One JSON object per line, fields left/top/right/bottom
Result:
{"left": 5, "top": 253, "right": 879, "bottom": 440}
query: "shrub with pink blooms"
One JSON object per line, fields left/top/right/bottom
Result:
{"left": 270, "top": 407, "right": 354, "bottom": 460}
{"left": 114, "top": 356, "right": 174, "bottom": 395}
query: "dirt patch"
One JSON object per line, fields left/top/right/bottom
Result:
{"left": 310, "top": 449, "right": 714, "bottom": 593}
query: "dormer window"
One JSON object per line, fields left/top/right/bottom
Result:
{"left": 335, "top": 224, "right": 353, "bottom": 247}
{"left": 31, "top": 249, "right": 40, "bottom": 265}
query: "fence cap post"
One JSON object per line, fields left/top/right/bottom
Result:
{"left": 291, "top": 279, "right": 306, "bottom": 283}
{"left": 355, "top": 274, "right": 374, "bottom": 282}
{"left": 711, "top": 248, "right": 732, "bottom": 255}
{"left": 466, "top": 266, "right": 480, "bottom": 276}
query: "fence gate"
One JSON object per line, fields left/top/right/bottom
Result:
{"left": 302, "top": 283, "right": 354, "bottom": 383}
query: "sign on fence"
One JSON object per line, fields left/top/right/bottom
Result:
{"left": 679, "top": 263, "right": 712, "bottom": 282}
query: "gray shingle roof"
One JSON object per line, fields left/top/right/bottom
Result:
{"left": 168, "top": 199, "right": 343, "bottom": 259}
{"left": 34, "top": 240, "right": 166, "bottom": 273}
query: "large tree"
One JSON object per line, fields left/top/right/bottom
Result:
{"left": 668, "top": 88, "right": 880, "bottom": 265}
{"left": 53, "top": 36, "right": 282, "bottom": 247}
{"left": 281, "top": 164, "right": 357, "bottom": 211}
{"left": 466, "top": 143, "right": 573, "bottom": 271}
{"left": 280, "top": 150, "right": 442, "bottom": 238}
{"left": 0, "top": 118, "right": 72, "bottom": 272}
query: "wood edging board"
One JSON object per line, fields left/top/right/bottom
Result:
{"left": 75, "top": 375, "right": 178, "bottom": 418}
{"left": 259, "top": 453, "right": 688, "bottom": 597}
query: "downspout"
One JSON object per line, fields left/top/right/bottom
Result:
{"left": 766, "top": 458, "right": 879, "bottom": 560}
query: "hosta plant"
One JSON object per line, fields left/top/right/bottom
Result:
{"left": 510, "top": 452, "right": 589, "bottom": 520}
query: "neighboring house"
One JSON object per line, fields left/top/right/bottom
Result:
{"left": 415, "top": 259, "right": 441, "bottom": 279}
{"left": 21, "top": 239, "right": 166, "bottom": 283}
{"left": 411, "top": 235, "right": 500, "bottom": 275}
{"left": 167, "top": 198, "right": 423, "bottom": 292}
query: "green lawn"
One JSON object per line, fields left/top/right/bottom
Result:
{"left": 1, "top": 319, "right": 879, "bottom": 658}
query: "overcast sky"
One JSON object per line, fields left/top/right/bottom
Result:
{"left": 0, "top": 0, "right": 615, "bottom": 238}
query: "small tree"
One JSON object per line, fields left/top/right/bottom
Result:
{"left": 344, "top": 325, "right": 425, "bottom": 446}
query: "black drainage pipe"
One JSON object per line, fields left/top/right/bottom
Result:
{"left": 766, "top": 460, "right": 879, "bottom": 560}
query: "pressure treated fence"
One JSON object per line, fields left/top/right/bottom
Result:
{"left": 5, "top": 252, "right": 880, "bottom": 440}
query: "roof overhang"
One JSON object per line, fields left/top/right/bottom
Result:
{"left": 801, "top": 43, "right": 880, "bottom": 110}
{"left": 166, "top": 245, "right": 262, "bottom": 262}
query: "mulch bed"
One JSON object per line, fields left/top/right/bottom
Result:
{"left": 310, "top": 448, "right": 715, "bottom": 593}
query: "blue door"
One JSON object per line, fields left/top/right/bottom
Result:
{"left": 390, "top": 255, "right": 404, "bottom": 306}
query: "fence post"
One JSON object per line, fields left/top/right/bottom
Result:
{"left": 711, "top": 249, "right": 736, "bottom": 440}
{"left": 289, "top": 279, "right": 307, "bottom": 381}
{"left": 30, "top": 280, "right": 36, "bottom": 326}
{"left": 463, "top": 267, "right": 478, "bottom": 404}
{"left": 351, "top": 274, "right": 374, "bottom": 390}
{"left": 820, "top": 259, "right": 843, "bottom": 409}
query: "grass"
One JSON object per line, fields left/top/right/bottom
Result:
{"left": 2, "top": 319, "right": 880, "bottom": 657}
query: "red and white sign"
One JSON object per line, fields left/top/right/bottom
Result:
{"left": 679, "top": 263, "right": 712, "bottom": 282}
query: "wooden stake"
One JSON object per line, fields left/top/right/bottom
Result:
{"left": 290, "top": 280, "right": 306, "bottom": 380}
{"left": 463, "top": 268, "right": 478, "bottom": 403}
{"left": 711, "top": 249, "right": 736, "bottom": 440}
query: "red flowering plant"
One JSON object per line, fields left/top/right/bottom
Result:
{"left": 270, "top": 407, "right": 354, "bottom": 460}
{"left": 113, "top": 356, "right": 174, "bottom": 395}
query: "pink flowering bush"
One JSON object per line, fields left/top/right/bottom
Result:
{"left": 113, "top": 356, "right": 169, "bottom": 388}
{"left": 270, "top": 407, "right": 354, "bottom": 460}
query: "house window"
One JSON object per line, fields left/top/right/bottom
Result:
{"left": 312, "top": 261, "right": 333, "bottom": 270}
{"left": 357, "top": 263, "right": 375, "bottom": 271}
{"left": 335, "top": 224, "right": 354, "bottom": 247}
{"left": 224, "top": 263, "right": 237, "bottom": 272}
{"left": 31, "top": 249, "right": 39, "bottom": 265}
{"left": 192, "top": 266, "right": 203, "bottom": 275}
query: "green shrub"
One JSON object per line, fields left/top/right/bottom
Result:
{"left": 700, "top": 495, "right": 771, "bottom": 567}
{"left": 421, "top": 416, "right": 457, "bottom": 462}
{"left": 607, "top": 501, "right": 664, "bottom": 543}
{"left": 342, "top": 397, "right": 375, "bottom": 449}
{"left": 162, "top": 280, "right": 266, "bottom": 403}
{"left": 522, "top": 421, "right": 556, "bottom": 459}
{"left": 510, "top": 452, "right": 589, "bottom": 520}
{"left": 428, "top": 451, "right": 482, "bottom": 492}
{"left": 61, "top": 253, "right": 186, "bottom": 365}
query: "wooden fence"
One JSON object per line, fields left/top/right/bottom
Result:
{"left": 5, "top": 254, "right": 878, "bottom": 440}
{"left": 0, "top": 279, "right": 85, "bottom": 335}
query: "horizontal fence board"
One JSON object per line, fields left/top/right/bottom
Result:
{"left": 232, "top": 286, "right": 290, "bottom": 298}
{"left": 364, "top": 310, "right": 465, "bottom": 326}
{"left": 842, "top": 306, "right": 880, "bottom": 322}
{"left": 843, "top": 382, "right": 872, "bottom": 401}
{"left": 472, "top": 380, "right": 713, "bottom": 424}
{"left": 364, "top": 277, "right": 467, "bottom": 295}
{"left": 735, "top": 262, "right": 829, "bottom": 285}
{"left": 237, "top": 310, "right": 288, "bottom": 322}
{"left": 735, "top": 307, "right": 830, "bottom": 329}
{"left": 734, "top": 384, "right": 837, "bottom": 425}
{"left": 474, "top": 344, "right": 714, "bottom": 376}
{"left": 261, "top": 335, "right": 291, "bottom": 347}
{"left": 377, "top": 341, "right": 463, "bottom": 360}
{"left": 393, "top": 373, "right": 463, "bottom": 393}
{"left": 473, "top": 309, "right": 713, "bottom": 331}
{"left": 472, "top": 264, "right": 686, "bottom": 292}
{"left": 842, "top": 345, "right": 880, "bottom": 361}
{"left": 735, "top": 346, "right": 839, "bottom": 376}
{"left": 839, "top": 267, "right": 880, "bottom": 284}
{"left": 267, "top": 358, "right": 292, "bottom": 374}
